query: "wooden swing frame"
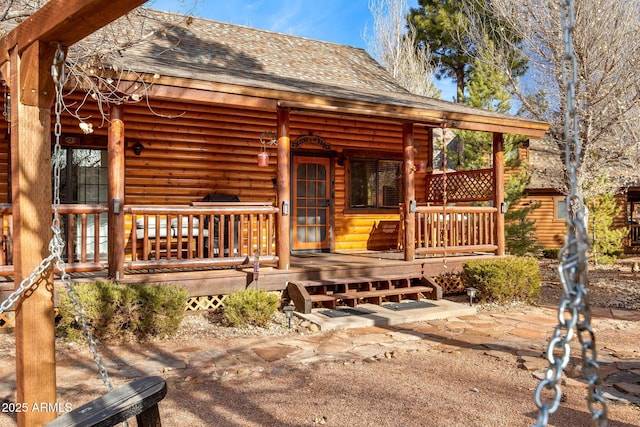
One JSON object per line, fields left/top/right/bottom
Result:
{"left": 0, "top": 1, "right": 149, "bottom": 425}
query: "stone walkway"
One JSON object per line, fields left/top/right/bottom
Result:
{"left": 0, "top": 301, "right": 639, "bottom": 425}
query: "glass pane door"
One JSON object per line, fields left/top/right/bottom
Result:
{"left": 292, "top": 156, "right": 331, "bottom": 251}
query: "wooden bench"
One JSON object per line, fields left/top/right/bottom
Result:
{"left": 46, "top": 376, "right": 167, "bottom": 427}
{"left": 287, "top": 275, "right": 442, "bottom": 313}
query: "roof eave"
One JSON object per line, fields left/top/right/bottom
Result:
{"left": 142, "top": 76, "right": 549, "bottom": 138}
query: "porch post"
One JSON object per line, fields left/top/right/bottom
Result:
{"left": 493, "top": 132, "right": 505, "bottom": 255}
{"left": 10, "top": 41, "right": 58, "bottom": 426}
{"left": 276, "top": 109, "right": 291, "bottom": 269}
{"left": 108, "top": 104, "right": 125, "bottom": 280}
{"left": 403, "top": 123, "right": 416, "bottom": 261}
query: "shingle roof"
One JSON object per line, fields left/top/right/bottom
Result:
{"left": 106, "top": 9, "right": 547, "bottom": 137}
{"left": 527, "top": 138, "right": 565, "bottom": 191}
{"left": 126, "top": 10, "right": 403, "bottom": 97}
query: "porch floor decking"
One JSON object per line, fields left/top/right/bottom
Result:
{"left": 0, "top": 251, "right": 494, "bottom": 303}
{"left": 118, "top": 251, "right": 492, "bottom": 296}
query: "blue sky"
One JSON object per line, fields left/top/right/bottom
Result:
{"left": 147, "top": 0, "right": 456, "bottom": 100}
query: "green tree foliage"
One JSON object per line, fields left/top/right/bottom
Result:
{"left": 586, "top": 193, "right": 626, "bottom": 264}
{"left": 408, "top": 0, "right": 471, "bottom": 101}
{"left": 408, "top": 0, "right": 527, "bottom": 102}
{"left": 504, "top": 164, "right": 541, "bottom": 256}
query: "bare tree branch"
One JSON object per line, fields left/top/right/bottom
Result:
{"left": 463, "top": 0, "right": 640, "bottom": 199}
{"left": 0, "top": 1, "right": 196, "bottom": 128}
{"left": 364, "top": 0, "right": 439, "bottom": 97}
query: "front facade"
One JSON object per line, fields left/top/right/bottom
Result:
{"left": 0, "top": 10, "right": 548, "bottom": 305}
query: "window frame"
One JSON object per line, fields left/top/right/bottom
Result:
{"left": 553, "top": 196, "right": 567, "bottom": 221}
{"left": 345, "top": 153, "right": 403, "bottom": 213}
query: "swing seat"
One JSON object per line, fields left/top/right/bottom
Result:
{"left": 45, "top": 376, "right": 167, "bottom": 427}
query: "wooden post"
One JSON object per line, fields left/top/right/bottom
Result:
{"left": 276, "top": 109, "right": 290, "bottom": 269}
{"left": 403, "top": 123, "right": 416, "bottom": 261}
{"left": 11, "top": 41, "right": 57, "bottom": 426}
{"left": 493, "top": 132, "right": 505, "bottom": 255}
{"left": 108, "top": 104, "right": 125, "bottom": 280}
{"left": 0, "top": 3, "right": 148, "bottom": 426}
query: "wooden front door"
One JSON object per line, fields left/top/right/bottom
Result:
{"left": 292, "top": 156, "right": 331, "bottom": 251}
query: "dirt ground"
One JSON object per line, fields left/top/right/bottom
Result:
{"left": 1, "top": 257, "right": 639, "bottom": 426}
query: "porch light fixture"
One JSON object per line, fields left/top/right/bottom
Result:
{"left": 465, "top": 287, "right": 479, "bottom": 306}
{"left": 2, "top": 83, "right": 9, "bottom": 124}
{"left": 283, "top": 305, "right": 295, "bottom": 328}
{"left": 258, "top": 131, "right": 277, "bottom": 167}
{"left": 132, "top": 141, "right": 144, "bottom": 156}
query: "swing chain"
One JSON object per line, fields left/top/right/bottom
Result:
{"left": 440, "top": 127, "right": 448, "bottom": 268}
{"left": 50, "top": 43, "right": 114, "bottom": 392}
{"left": 532, "top": 1, "right": 607, "bottom": 426}
{"left": 0, "top": 45, "right": 71, "bottom": 317}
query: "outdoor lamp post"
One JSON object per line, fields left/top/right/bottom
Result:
{"left": 465, "top": 287, "right": 479, "bottom": 306}
{"left": 283, "top": 305, "right": 295, "bottom": 328}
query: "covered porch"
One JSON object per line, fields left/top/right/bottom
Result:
{"left": 0, "top": 10, "right": 548, "bottom": 310}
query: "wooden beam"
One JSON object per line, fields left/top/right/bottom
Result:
{"left": 18, "top": 41, "right": 57, "bottom": 107}
{"left": 0, "top": 0, "right": 147, "bottom": 64}
{"left": 493, "top": 133, "right": 505, "bottom": 256}
{"left": 276, "top": 109, "right": 291, "bottom": 270}
{"left": 108, "top": 104, "right": 125, "bottom": 280}
{"left": 147, "top": 84, "right": 278, "bottom": 111}
{"left": 403, "top": 123, "right": 416, "bottom": 261}
{"left": 2, "top": 2, "right": 148, "bottom": 426}
{"left": 127, "top": 76, "right": 548, "bottom": 139}
{"left": 11, "top": 45, "right": 56, "bottom": 426}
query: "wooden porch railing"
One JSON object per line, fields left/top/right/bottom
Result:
{"left": 0, "top": 203, "right": 109, "bottom": 276}
{"left": 125, "top": 203, "right": 278, "bottom": 270}
{"left": 0, "top": 203, "right": 278, "bottom": 276}
{"left": 400, "top": 204, "right": 499, "bottom": 255}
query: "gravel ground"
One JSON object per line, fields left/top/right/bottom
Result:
{"left": 1, "top": 258, "right": 639, "bottom": 426}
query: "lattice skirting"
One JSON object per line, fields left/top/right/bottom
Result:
{"left": 432, "top": 273, "right": 465, "bottom": 295}
{"left": 0, "top": 310, "right": 15, "bottom": 329}
{"left": 186, "top": 294, "right": 227, "bottom": 311}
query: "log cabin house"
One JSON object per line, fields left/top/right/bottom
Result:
{"left": 0, "top": 9, "right": 549, "bottom": 315}
{"left": 522, "top": 139, "right": 640, "bottom": 254}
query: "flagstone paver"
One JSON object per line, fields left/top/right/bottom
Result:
{"left": 1, "top": 301, "right": 639, "bottom": 412}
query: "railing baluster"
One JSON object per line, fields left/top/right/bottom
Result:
{"left": 93, "top": 213, "right": 100, "bottom": 263}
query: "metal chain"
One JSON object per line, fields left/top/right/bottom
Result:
{"left": 51, "top": 44, "right": 113, "bottom": 392}
{"left": 532, "top": 1, "right": 607, "bottom": 425}
{"left": 442, "top": 128, "right": 449, "bottom": 269}
{"left": 0, "top": 44, "right": 113, "bottom": 393}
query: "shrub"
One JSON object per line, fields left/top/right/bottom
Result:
{"left": 57, "top": 281, "right": 188, "bottom": 343}
{"left": 461, "top": 257, "right": 541, "bottom": 304}
{"left": 223, "top": 289, "right": 279, "bottom": 328}
{"left": 586, "top": 193, "right": 626, "bottom": 264}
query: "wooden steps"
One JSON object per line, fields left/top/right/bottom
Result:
{"left": 287, "top": 275, "right": 442, "bottom": 314}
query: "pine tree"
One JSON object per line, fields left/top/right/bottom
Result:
{"left": 408, "top": 0, "right": 527, "bottom": 102}
{"left": 504, "top": 165, "right": 540, "bottom": 256}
